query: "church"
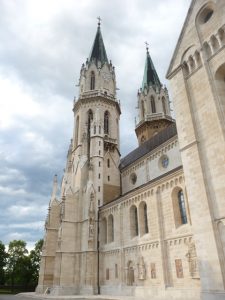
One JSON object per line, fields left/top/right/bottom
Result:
{"left": 36, "top": 1, "right": 225, "bottom": 299}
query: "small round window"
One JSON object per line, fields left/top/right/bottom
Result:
{"left": 159, "top": 155, "right": 169, "bottom": 169}
{"left": 130, "top": 173, "right": 137, "bottom": 185}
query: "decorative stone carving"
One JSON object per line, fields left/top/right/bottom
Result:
{"left": 88, "top": 193, "right": 95, "bottom": 239}
{"left": 150, "top": 263, "right": 156, "bottom": 279}
{"left": 186, "top": 242, "right": 199, "bottom": 278}
{"left": 137, "top": 256, "right": 146, "bottom": 280}
{"left": 60, "top": 196, "right": 65, "bottom": 221}
{"left": 89, "top": 218, "right": 94, "bottom": 238}
{"left": 57, "top": 226, "right": 62, "bottom": 248}
{"left": 175, "top": 259, "right": 183, "bottom": 278}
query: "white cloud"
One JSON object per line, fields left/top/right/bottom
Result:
{"left": 7, "top": 204, "right": 47, "bottom": 218}
{"left": 0, "top": 0, "right": 192, "bottom": 246}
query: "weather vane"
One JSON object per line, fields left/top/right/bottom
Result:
{"left": 97, "top": 16, "right": 102, "bottom": 26}
{"left": 145, "top": 41, "right": 149, "bottom": 51}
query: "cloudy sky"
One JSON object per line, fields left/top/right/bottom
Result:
{"left": 0, "top": 0, "right": 191, "bottom": 249}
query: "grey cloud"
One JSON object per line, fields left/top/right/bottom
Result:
{"left": 0, "top": 0, "right": 191, "bottom": 248}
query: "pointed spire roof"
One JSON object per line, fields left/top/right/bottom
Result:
{"left": 142, "top": 46, "right": 161, "bottom": 90}
{"left": 89, "top": 19, "right": 108, "bottom": 65}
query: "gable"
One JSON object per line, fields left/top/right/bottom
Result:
{"left": 167, "top": 0, "right": 224, "bottom": 78}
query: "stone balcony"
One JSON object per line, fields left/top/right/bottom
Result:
{"left": 103, "top": 135, "right": 117, "bottom": 151}
{"left": 79, "top": 90, "right": 117, "bottom": 102}
{"left": 136, "top": 112, "right": 174, "bottom": 128}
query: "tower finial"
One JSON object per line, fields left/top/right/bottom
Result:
{"left": 145, "top": 41, "right": 149, "bottom": 52}
{"left": 97, "top": 16, "right": 101, "bottom": 27}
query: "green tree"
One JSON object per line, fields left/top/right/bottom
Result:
{"left": 29, "top": 239, "right": 43, "bottom": 284}
{"left": 5, "top": 240, "right": 29, "bottom": 289}
{"left": 0, "top": 241, "right": 7, "bottom": 284}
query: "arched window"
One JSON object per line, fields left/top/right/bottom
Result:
{"left": 87, "top": 110, "right": 93, "bottom": 138}
{"left": 139, "top": 202, "right": 149, "bottom": 236}
{"left": 144, "top": 203, "right": 149, "bottom": 234}
{"left": 75, "top": 116, "right": 79, "bottom": 147}
{"left": 218, "top": 28, "right": 225, "bottom": 45}
{"left": 102, "top": 218, "right": 107, "bottom": 244}
{"left": 210, "top": 35, "right": 220, "bottom": 53}
{"left": 162, "top": 97, "right": 167, "bottom": 114}
{"left": 215, "top": 63, "right": 225, "bottom": 121}
{"left": 104, "top": 111, "right": 109, "bottom": 134}
{"left": 87, "top": 110, "right": 93, "bottom": 158}
{"left": 172, "top": 188, "right": 188, "bottom": 228}
{"left": 90, "top": 71, "right": 95, "bottom": 90}
{"left": 108, "top": 214, "right": 114, "bottom": 243}
{"left": 188, "top": 55, "right": 196, "bottom": 71}
{"left": 151, "top": 96, "right": 156, "bottom": 113}
{"left": 141, "top": 100, "right": 145, "bottom": 118}
{"left": 203, "top": 41, "right": 212, "bottom": 58}
{"left": 183, "top": 61, "right": 190, "bottom": 77}
{"left": 178, "top": 190, "right": 187, "bottom": 224}
{"left": 130, "top": 205, "right": 138, "bottom": 238}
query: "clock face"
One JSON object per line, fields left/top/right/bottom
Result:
{"left": 102, "top": 72, "right": 111, "bottom": 82}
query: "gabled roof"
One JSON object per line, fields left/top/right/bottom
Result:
{"left": 166, "top": 0, "right": 195, "bottom": 78}
{"left": 142, "top": 48, "right": 161, "bottom": 90}
{"left": 89, "top": 23, "right": 108, "bottom": 65}
{"left": 120, "top": 123, "right": 177, "bottom": 170}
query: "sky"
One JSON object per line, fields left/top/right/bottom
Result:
{"left": 0, "top": 0, "right": 192, "bottom": 250}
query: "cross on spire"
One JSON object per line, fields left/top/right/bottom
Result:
{"left": 97, "top": 16, "right": 102, "bottom": 26}
{"left": 145, "top": 41, "right": 149, "bottom": 52}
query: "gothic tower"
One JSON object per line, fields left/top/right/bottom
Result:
{"left": 135, "top": 46, "right": 174, "bottom": 145}
{"left": 37, "top": 20, "right": 121, "bottom": 295}
{"left": 167, "top": 1, "right": 225, "bottom": 299}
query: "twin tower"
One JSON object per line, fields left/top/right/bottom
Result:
{"left": 36, "top": 21, "right": 172, "bottom": 295}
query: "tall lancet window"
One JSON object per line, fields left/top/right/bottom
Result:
{"left": 143, "top": 203, "right": 149, "bottom": 234}
{"left": 178, "top": 190, "right": 187, "bottom": 225}
{"left": 90, "top": 71, "right": 95, "bottom": 90}
{"left": 162, "top": 97, "right": 167, "bottom": 114}
{"left": 141, "top": 101, "right": 145, "bottom": 118}
{"left": 151, "top": 96, "right": 156, "bottom": 113}
{"left": 87, "top": 110, "right": 93, "bottom": 158}
{"left": 104, "top": 111, "right": 109, "bottom": 134}
{"left": 75, "top": 116, "right": 79, "bottom": 147}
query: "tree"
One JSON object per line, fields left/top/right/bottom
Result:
{"left": 29, "top": 239, "right": 43, "bottom": 284}
{"left": 4, "top": 239, "right": 44, "bottom": 290}
{"left": 0, "top": 241, "right": 7, "bottom": 284}
{"left": 5, "top": 240, "right": 29, "bottom": 289}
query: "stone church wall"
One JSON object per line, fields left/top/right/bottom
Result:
{"left": 121, "top": 136, "right": 182, "bottom": 195}
{"left": 99, "top": 168, "right": 201, "bottom": 299}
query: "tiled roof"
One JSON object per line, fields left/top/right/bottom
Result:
{"left": 142, "top": 49, "right": 161, "bottom": 90}
{"left": 120, "top": 123, "right": 177, "bottom": 170}
{"left": 89, "top": 24, "right": 108, "bottom": 65}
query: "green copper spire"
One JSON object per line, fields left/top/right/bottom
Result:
{"left": 142, "top": 45, "right": 161, "bottom": 90}
{"left": 89, "top": 18, "right": 108, "bottom": 65}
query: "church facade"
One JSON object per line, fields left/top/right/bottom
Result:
{"left": 36, "top": 1, "right": 225, "bottom": 300}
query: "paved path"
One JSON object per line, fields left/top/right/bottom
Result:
{"left": 0, "top": 296, "right": 41, "bottom": 300}
{"left": 0, "top": 293, "right": 135, "bottom": 300}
